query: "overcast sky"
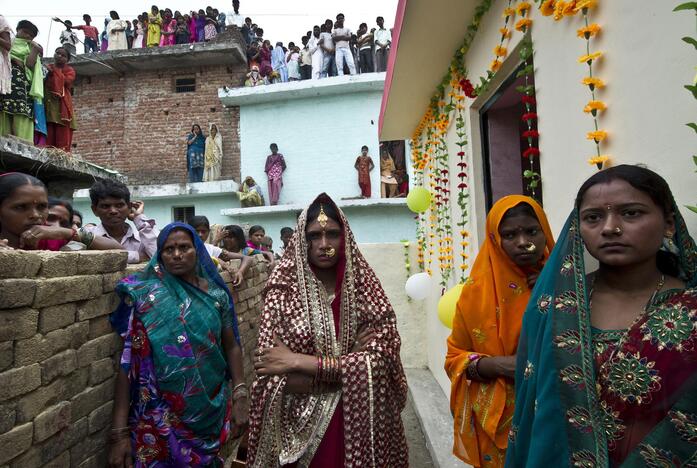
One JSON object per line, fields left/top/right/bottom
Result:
{"left": 3, "top": 0, "right": 398, "bottom": 53}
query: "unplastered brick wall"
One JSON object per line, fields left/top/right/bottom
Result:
{"left": 0, "top": 250, "right": 268, "bottom": 467}
{"left": 71, "top": 65, "right": 246, "bottom": 185}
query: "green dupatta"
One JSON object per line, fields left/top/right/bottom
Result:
{"left": 10, "top": 38, "right": 43, "bottom": 100}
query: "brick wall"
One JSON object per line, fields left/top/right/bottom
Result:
{"left": 0, "top": 250, "right": 268, "bottom": 467}
{"left": 71, "top": 65, "right": 246, "bottom": 185}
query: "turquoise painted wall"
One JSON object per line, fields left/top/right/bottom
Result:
{"left": 239, "top": 91, "right": 384, "bottom": 205}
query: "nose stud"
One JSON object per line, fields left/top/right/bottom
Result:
{"left": 325, "top": 247, "right": 336, "bottom": 258}
{"left": 524, "top": 243, "right": 537, "bottom": 253}
{"left": 614, "top": 227, "right": 622, "bottom": 234}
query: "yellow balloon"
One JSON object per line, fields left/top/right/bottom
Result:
{"left": 438, "top": 284, "right": 464, "bottom": 329}
{"left": 406, "top": 187, "right": 432, "bottom": 213}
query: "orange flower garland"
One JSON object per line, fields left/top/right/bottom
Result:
{"left": 490, "top": 0, "right": 517, "bottom": 73}
{"left": 576, "top": 1, "right": 607, "bottom": 168}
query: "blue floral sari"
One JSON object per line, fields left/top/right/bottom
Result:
{"left": 506, "top": 205, "right": 697, "bottom": 467}
{"left": 110, "top": 222, "right": 240, "bottom": 467}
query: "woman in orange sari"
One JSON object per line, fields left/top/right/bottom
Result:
{"left": 44, "top": 46, "right": 76, "bottom": 152}
{"left": 445, "top": 195, "right": 555, "bottom": 467}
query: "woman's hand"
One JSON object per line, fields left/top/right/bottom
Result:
{"left": 19, "top": 225, "right": 71, "bottom": 249}
{"left": 107, "top": 438, "right": 133, "bottom": 468}
{"left": 230, "top": 395, "right": 249, "bottom": 438}
{"left": 231, "top": 269, "right": 245, "bottom": 287}
{"left": 30, "top": 41, "right": 43, "bottom": 55}
{"left": 526, "top": 272, "right": 540, "bottom": 289}
{"left": 351, "top": 325, "right": 376, "bottom": 353}
{"left": 285, "top": 372, "right": 314, "bottom": 394}
{"left": 254, "top": 334, "right": 298, "bottom": 376}
{"left": 477, "top": 355, "right": 517, "bottom": 380}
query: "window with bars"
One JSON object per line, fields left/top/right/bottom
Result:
{"left": 174, "top": 77, "right": 196, "bottom": 93}
{"left": 172, "top": 206, "right": 195, "bottom": 223}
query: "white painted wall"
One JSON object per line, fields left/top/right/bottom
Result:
{"left": 360, "top": 243, "right": 427, "bottom": 369}
{"left": 420, "top": 0, "right": 697, "bottom": 397}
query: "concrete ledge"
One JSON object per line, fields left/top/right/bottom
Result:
{"left": 75, "top": 179, "right": 239, "bottom": 201}
{"left": 60, "top": 31, "right": 246, "bottom": 76}
{"left": 406, "top": 368, "right": 469, "bottom": 468}
{"left": 219, "top": 73, "right": 386, "bottom": 107}
{"left": 221, "top": 197, "right": 406, "bottom": 217}
{"left": 0, "top": 137, "right": 123, "bottom": 184}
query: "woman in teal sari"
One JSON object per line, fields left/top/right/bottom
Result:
{"left": 108, "top": 222, "right": 249, "bottom": 467}
{"left": 506, "top": 165, "right": 697, "bottom": 467}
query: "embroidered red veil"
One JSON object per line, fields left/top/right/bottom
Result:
{"left": 247, "top": 193, "right": 409, "bottom": 467}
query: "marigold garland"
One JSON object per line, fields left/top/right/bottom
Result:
{"left": 576, "top": 0, "right": 607, "bottom": 168}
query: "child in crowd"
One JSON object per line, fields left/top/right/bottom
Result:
{"left": 125, "top": 20, "right": 133, "bottom": 49}
{"left": 83, "top": 178, "right": 159, "bottom": 263}
{"left": 247, "top": 224, "right": 267, "bottom": 251}
{"left": 175, "top": 16, "right": 190, "bottom": 44}
{"left": 287, "top": 44, "right": 301, "bottom": 81}
{"left": 0, "top": 173, "right": 121, "bottom": 251}
{"left": 56, "top": 19, "right": 79, "bottom": 58}
{"left": 355, "top": 145, "right": 375, "bottom": 198}
{"left": 75, "top": 14, "right": 99, "bottom": 53}
{"left": 196, "top": 10, "right": 206, "bottom": 42}
{"left": 132, "top": 19, "right": 143, "bottom": 48}
{"left": 47, "top": 196, "right": 73, "bottom": 229}
{"left": 278, "top": 226, "right": 293, "bottom": 258}
{"left": 220, "top": 224, "right": 275, "bottom": 263}
{"left": 204, "top": 15, "right": 218, "bottom": 41}
{"left": 263, "top": 236, "right": 274, "bottom": 253}
{"left": 187, "top": 215, "right": 251, "bottom": 286}
{"left": 72, "top": 209, "right": 83, "bottom": 229}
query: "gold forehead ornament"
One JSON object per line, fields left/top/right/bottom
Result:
{"left": 317, "top": 204, "right": 329, "bottom": 229}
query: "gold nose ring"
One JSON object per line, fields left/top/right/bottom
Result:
{"left": 325, "top": 247, "right": 336, "bottom": 258}
{"left": 525, "top": 243, "right": 537, "bottom": 253}
{"left": 614, "top": 227, "right": 622, "bottom": 234}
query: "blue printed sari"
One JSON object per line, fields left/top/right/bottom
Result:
{"left": 110, "top": 223, "right": 240, "bottom": 467}
{"left": 506, "top": 204, "right": 697, "bottom": 467}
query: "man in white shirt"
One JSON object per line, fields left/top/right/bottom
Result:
{"left": 307, "top": 26, "right": 323, "bottom": 79}
{"left": 319, "top": 24, "right": 334, "bottom": 78}
{"left": 299, "top": 36, "right": 313, "bottom": 80}
{"left": 332, "top": 13, "right": 356, "bottom": 76}
{"left": 226, "top": 0, "right": 244, "bottom": 28}
{"left": 374, "top": 16, "right": 392, "bottom": 73}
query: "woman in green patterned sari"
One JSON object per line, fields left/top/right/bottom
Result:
{"left": 507, "top": 165, "right": 697, "bottom": 467}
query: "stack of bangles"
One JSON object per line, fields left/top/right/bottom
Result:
{"left": 71, "top": 227, "right": 95, "bottom": 247}
{"left": 313, "top": 355, "right": 342, "bottom": 393}
{"left": 465, "top": 354, "right": 486, "bottom": 382}
{"left": 232, "top": 382, "right": 248, "bottom": 402}
{"left": 108, "top": 426, "right": 130, "bottom": 443}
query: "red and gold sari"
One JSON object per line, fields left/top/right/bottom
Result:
{"left": 247, "top": 193, "right": 409, "bottom": 467}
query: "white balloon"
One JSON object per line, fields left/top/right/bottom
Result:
{"left": 405, "top": 272, "right": 432, "bottom": 300}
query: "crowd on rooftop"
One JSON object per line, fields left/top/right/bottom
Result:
{"left": 243, "top": 12, "right": 392, "bottom": 86}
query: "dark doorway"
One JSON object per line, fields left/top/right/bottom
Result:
{"left": 479, "top": 64, "right": 541, "bottom": 211}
